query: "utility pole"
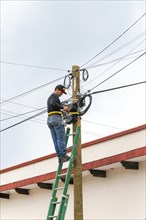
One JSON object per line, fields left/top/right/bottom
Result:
{"left": 72, "top": 65, "right": 83, "bottom": 220}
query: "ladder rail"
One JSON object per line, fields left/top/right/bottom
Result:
{"left": 46, "top": 126, "right": 81, "bottom": 220}
{"left": 46, "top": 127, "right": 70, "bottom": 220}
{"left": 57, "top": 126, "right": 81, "bottom": 220}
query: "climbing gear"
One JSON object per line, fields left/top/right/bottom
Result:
{"left": 46, "top": 126, "right": 80, "bottom": 220}
{"left": 48, "top": 111, "right": 62, "bottom": 116}
{"left": 61, "top": 93, "right": 92, "bottom": 124}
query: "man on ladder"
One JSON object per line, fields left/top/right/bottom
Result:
{"left": 47, "top": 84, "right": 70, "bottom": 164}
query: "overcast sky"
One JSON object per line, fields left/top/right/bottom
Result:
{"left": 1, "top": 1, "right": 145, "bottom": 169}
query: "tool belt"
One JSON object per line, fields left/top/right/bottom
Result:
{"left": 69, "top": 112, "right": 79, "bottom": 115}
{"left": 48, "top": 111, "right": 62, "bottom": 116}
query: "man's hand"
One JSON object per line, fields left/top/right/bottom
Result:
{"left": 63, "top": 105, "right": 70, "bottom": 112}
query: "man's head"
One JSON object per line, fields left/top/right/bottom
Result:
{"left": 54, "top": 84, "right": 67, "bottom": 96}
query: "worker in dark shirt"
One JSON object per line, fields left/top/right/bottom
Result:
{"left": 47, "top": 84, "right": 70, "bottom": 164}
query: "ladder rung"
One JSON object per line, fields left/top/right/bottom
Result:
{"left": 55, "top": 187, "right": 64, "bottom": 190}
{"left": 62, "top": 194, "right": 69, "bottom": 199}
{"left": 67, "top": 132, "right": 76, "bottom": 136}
{"left": 48, "top": 215, "right": 58, "bottom": 218}
{"left": 47, "top": 126, "right": 80, "bottom": 220}
{"left": 58, "top": 173, "right": 67, "bottom": 177}
{"left": 52, "top": 201, "right": 61, "bottom": 204}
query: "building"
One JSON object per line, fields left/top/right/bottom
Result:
{"left": 0, "top": 124, "right": 146, "bottom": 220}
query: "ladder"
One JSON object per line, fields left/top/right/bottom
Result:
{"left": 46, "top": 125, "right": 81, "bottom": 220}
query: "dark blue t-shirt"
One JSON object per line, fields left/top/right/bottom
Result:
{"left": 47, "top": 93, "right": 63, "bottom": 113}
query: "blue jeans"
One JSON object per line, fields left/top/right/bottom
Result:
{"left": 47, "top": 115, "right": 66, "bottom": 159}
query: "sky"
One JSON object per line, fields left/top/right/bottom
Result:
{"left": 0, "top": 1, "right": 145, "bottom": 169}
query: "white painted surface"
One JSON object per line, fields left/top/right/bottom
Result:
{"left": 1, "top": 128, "right": 145, "bottom": 185}
{"left": 1, "top": 161, "right": 146, "bottom": 220}
{"left": 0, "top": 126, "right": 146, "bottom": 220}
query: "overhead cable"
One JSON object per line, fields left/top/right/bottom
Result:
{"left": 1, "top": 110, "right": 46, "bottom": 125}
{"left": 0, "top": 74, "right": 67, "bottom": 105}
{"left": 86, "top": 31, "right": 145, "bottom": 69}
{"left": 86, "top": 49, "right": 145, "bottom": 69}
{"left": 0, "top": 107, "right": 46, "bottom": 122}
{"left": 0, "top": 61, "right": 69, "bottom": 72}
{"left": 88, "top": 51, "right": 146, "bottom": 92}
{"left": 0, "top": 98, "right": 39, "bottom": 110}
{"left": 90, "top": 81, "right": 146, "bottom": 95}
{"left": 82, "top": 120, "right": 122, "bottom": 131}
{"left": 80, "top": 39, "right": 145, "bottom": 90}
{"left": 80, "top": 13, "right": 146, "bottom": 68}
{"left": 0, "top": 80, "right": 145, "bottom": 133}
{"left": 0, "top": 109, "right": 47, "bottom": 132}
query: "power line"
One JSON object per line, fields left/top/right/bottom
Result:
{"left": 86, "top": 31, "right": 145, "bottom": 69}
{"left": 86, "top": 49, "right": 145, "bottom": 69}
{"left": 1, "top": 80, "right": 145, "bottom": 133}
{"left": 0, "top": 74, "right": 67, "bottom": 105}
{"left": 80, "top": 40, "right": 145, "bottom": 91}
{"left": 82, "top": 120, "right": 122, "bottom": 131}
{"left": 0, "top": 98, "right": 39, "bottom": 110}
{"left": 1, "top": 110, "right": 46, "bottom": 125}
{"left": 80, "top": 13, "right": 146, "bottom": 68}
{"left": 88, "top": 51, "right": 146, "bottom": 92}
{"left": 90, "top": 81, "right": 146, "bottom": 95}
{"left": 0, "top": 61, "right": 69, "bottom": 72}
{"left": 0, "top": 107, "right": 46, "bottom": 122}
{"left": 0, "top": 109, "right": 47, "bottom": 132}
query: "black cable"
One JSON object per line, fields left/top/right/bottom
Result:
{"left": 79, "top": 81, "right": 146, "bottom": 116}
{"left": 1, "top": 110, "right": 46, "bottom": 125}
{"left": 88, "top": 52, "right": 146, "bottom": 92}
{"left": 0, "top": 61, "right": 69, "bottom": 72}
{"left": 1, "top": 80, "right": 145, "bottom": 132}
{"left": 0, "top": 107, "right": 46, "bottom": 122}
{"left": 90, "top": 81, "right": 146, "bottom": 95}
{"left": 0, "top": 74, "right": 68, "bottom": 105}
{"left": 0, "top": 109, "right": 47, "bottom": 132}
{"left": 85, "top": 32, "right": 145, "bottom": 69}
{"left": 80, "top": 13, "right": 146, "bottom": 68}
{"left": 0, "top": 98, "right": 39, "bottom": 110}
{"left": 80, "top": 40, "right": 145, "bottom": 92}
{"left": 78, "top": 95, "right": 92, "bottom": 116}
{"left": 86, "top": 49, "right": 145, "bottom": 69}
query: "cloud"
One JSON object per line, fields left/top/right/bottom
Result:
{"left": 1, "top": 1, "right": 145, "bottom": 169}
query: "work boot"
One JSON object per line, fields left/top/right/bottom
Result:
{"left": 59, "top": 155, "right": 70, "bottom": 164}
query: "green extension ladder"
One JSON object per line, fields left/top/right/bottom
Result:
{"left": 46, "top": 126, "right": 81, "bottom": 220}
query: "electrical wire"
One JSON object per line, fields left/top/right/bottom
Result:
{"left": 82, "top": 120, "right": 122, "bottom": 131}
{"left": 1, "top": 110, "right": 46, "bottom": 124}
{"left": 86, "top": 31, "right": 145, "bottom": 69}
{"left": 81, "top": 39, "right": 145, "bottom": 91}
{"left": 0, "top": 98, "right": 40, "bottom": 110}
{"left": 86, "top": 49, "right": 145, "bottom": 69}
{"left": 0, "top": 109, "right": 47, "bottom": 132}
{"left": 80, "top": 13, "right": 146, "bottom": 68}
{"left": 0, "top": 74, "right": 68, "bottom": 105}
{"left": 90, "top": 81, "right": 146, "bottom": 95}
{"left": 1, "top": 80, "right": 145, "bottom": 133}
{"left": 0, "top": 107, "right": 46, "bottom": 122}
{"left": 88, "top": 51, "right": 146, "bottom": 92}
{"left": 0, "top": 61, "right": 69, "bottom": 72}
{"left": 77, "top": 80, "right": 146, "bottom": 117}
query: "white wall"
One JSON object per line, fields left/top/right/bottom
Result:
{"left": 1, "top": 161, "right": 145, "bottom": 220}
{"left": 1, "top": 128, "right": 145, "bottom": 186}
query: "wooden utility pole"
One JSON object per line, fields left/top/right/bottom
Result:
{"left": 72, "top": 65, "right": 83, "bottom": 220}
